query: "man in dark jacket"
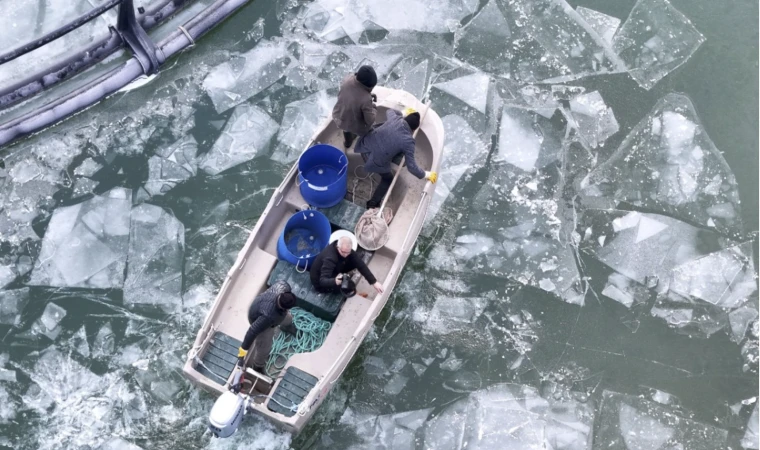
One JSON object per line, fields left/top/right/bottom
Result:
{"left": 236, "top": 280, "right": 298, "bottom": 374}
{"left": 332, "top": 65, "right": 378, "bottom": 148}
{"left": 310, "top": 237, "right": 384, "bottom": 295}
{"left": 355, "top": 108, "right": 438, "bottom": 208}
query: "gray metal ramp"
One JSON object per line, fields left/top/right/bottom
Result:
{"left": 197, "top": 331, "right": 241, "bottom": 384}
{"left": 267, "top": 366, "right": 318, "bottom": 417}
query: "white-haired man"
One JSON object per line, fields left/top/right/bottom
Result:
{"left": 310, "top": 236, "right": 384, "bottom": 296}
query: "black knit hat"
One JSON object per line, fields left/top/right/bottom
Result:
{"left": 355, "top": 65, "right": 377, "bottom": 89}
{"left": 404, "top": 112, "right": 420, "bottom": 131}
{"left": 278, "top": 292, "right": 297, "bottom": 309}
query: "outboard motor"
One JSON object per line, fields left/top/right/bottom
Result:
{"left": 208, "top": 367, "right": 250, "bottom": 438}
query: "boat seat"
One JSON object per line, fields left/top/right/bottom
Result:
{"left": 318, "top": 198, "right": 366, "bottom": 231}
{"left": 196, "top": 331, "right": 241, "bottom": 385}
{"left": 267, "top": 366, "right": 318, "bottom": 417}
{"left": 267, "top": 250, "right": 374, "bottom": 322}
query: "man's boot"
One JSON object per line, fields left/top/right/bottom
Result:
{"left": 253, "top": 364, "right": 266, "bottom": 374}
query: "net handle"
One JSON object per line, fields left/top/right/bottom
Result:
{"left": 376, "top": 100, "right": 432, "bottom": 218}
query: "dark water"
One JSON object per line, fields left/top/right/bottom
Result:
{"left": 0, "top": 0, "right": 757, "bottom": 449}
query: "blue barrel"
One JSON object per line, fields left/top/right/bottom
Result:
{"left": 277, "top": 210, "right": 332, "bottom": 270}
{"left": 298, "top": 144, "right": 348, "bottom": 208}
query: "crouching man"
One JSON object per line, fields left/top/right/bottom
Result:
{"left": 310, "top": 237, "right": 384, "bottom": 296}
{"left": 236, "top": 280, "right": 297, "bottom": 374}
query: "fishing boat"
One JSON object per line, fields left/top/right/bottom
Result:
{"left": 182, "top": 86, "right": 444, "bottom": 435}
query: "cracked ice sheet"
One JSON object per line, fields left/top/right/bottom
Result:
{"left": 596, "top": 390, "right": 728, "bottom": 450}
{"left": 143, "top": 135, "right": 198, "bottom": 197}
{"left": 581, "top": 94, "right": 743, "bottom": 237}
{"left": 459, "top": 164, "right": 585, "bottom": 305}
{"left": 424, "top": 114, "right": 490, "bottom": 229}
{"left": 338, "top": 407, "right": 434, "bottom": 449}
{"left": 300, "top": 0, "right": 476, "bottom": 42}
{"left": 271, "top": 90, "right": 336, "bottom": 165}
{"left": 430, "top": 71, "right": 493, "bottom": 133}
{"left": 579, "top": 210, "right": 725, "bottom": 290}
{"left": 455, "top": 0, "right": 625, "bottom": 83}
{"left": 565, "top": 90, "right": 620, "bottom": 149}
{"left": 123, "top": 204, "right": 185, "bottom": 312}
{"left": 423, "top": 383, "right": 594, "bottom": 449}
{"left": 202, "top": 38, "right": 296, "bottom": 113}
{"left": 199, "top": 104, "right": 279, "bottom": 175}
{"left": 613, "top": 0, "right": 705, "bottom": 90}
{"left": 496, "top": 106, "right": 564, "bottom": 170}
{"left": 29, "top": 188, "right": 132, "bottom": 289}
{"left": 576, "top": 7, "right": 620, "bottom": 46}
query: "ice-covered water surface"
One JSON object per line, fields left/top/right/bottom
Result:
{"left": 0, "top": 0, "right": 757, "bottom": 448}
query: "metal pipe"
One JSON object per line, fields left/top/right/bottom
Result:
{"left": 0, "top": 0, "right": 252, "bottom": 149}
{"left": 0, "top": 0, "right": 122, "bottom": 65}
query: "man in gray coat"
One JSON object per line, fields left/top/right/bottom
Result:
{"left": 332, "top": 65, "right": 377, "bottom": 148}
{"left": 355, "top": 108, "right": 438, "bottom": 208}
{"left": 236, "top": 280, "right": 297, "bottom": 374}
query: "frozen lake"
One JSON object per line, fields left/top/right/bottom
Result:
{"left": 0, "top": 0, "right": 757, "bottom": 449}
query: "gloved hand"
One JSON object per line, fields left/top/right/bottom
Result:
{"left": 237, "top": 347, "right": 247, "bottom": 367}
{"left": 371, "top": 93, "right": 377, "bottom": 103}
{"left": 425, "top": 171, "right": 438, "bottom": 184}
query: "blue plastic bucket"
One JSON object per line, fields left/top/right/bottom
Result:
{"left": 277, "top": 210, "right": 332, "bottom": 271}
{"left": 298, "top": 144, "right": 348, "bottom": 208}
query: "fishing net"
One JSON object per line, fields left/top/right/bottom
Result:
{"left": 355, "top": 207, "right": 393, "bottom": 251}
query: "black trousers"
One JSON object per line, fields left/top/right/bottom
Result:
{"left": 367, "top": 171, "right": 395, "bottom": 208}
{"left": 343, "top": 131, "right": 356, "bottom": 147}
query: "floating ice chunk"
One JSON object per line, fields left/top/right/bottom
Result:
{"left": 579, "top": 210, "right": 721, "bottom": 288}
{"left": 576, "top": 7, "right": 620, "bottom": 45}
{"left": 0, "top": 368, "right": 16, "bottom": 382}
{"left": 99, "top": 438, "right": 144, "bottom": 450}
{"left": 0, "top": 385, "right": 15, "bottom": 424}
{"left": 387, "top": 59, "right": 429, "bottom": 100}
{"left": 439, "top": 354, "right": 463, "bottom": 371}
{"left": 566, "top": 90, "right": 619, "bottom": 148}
{"left": 92, "top": 323, "right": 115, "bottom": 359}
{"left": 411, "top": 363, "right": 427, "bottom": 377}
{"left": 424, "top": 383, "right": 595, "bottom": 449}
{"left": 431, "top": 72, "right": 490, "bottom": 116}
{"left": 202, "top": 39, "right": 295, "bottom": 113}
{"left": 383, "top": 373, "right": 408, "bottom": 395}
{"left": 597, "top": 390, "right": 728, "bottom": 450}
{"left": 29, "top": 188, "right": 132, "bottom": 289}
{"left": 144, "top": 135, "right": 198, "bottom": 196}
{"left": 271, "top": 90, "right": 336, "bottom": 165}
{"left": 199, "top": 104, "right": 278, "bottom": 175}
{"left": 70, "top": 326, "right": 90, "bottom": 358}
{"left": 742, "top": 405, "right": 759, "bottom": 449}
{"left": 497, "top": 106, "right": 563, "bottom": 170}
{"left": 669, "top": 242, "right": 757, "bottom": 309}
{"left": 123, "top": 204, "right": 185, "bottom": 312}
{"left": 74, "top": 158, "right": 102, "bottom": 177}
{"left": 551, "top": 84, "right": 586, "bottom": 101}
{"left": 612, "top": 0, "right": 705, "bottom": 89}
{"left": 393, "top": 408, "right": 434, "bottom": 431}
{"left": 456, "top": 0, "right": 624, "bottom": 82}
{"left": 730, "top": 307, "right": 759, "bottom": 343}
{"left": 426, "top": 296, "right": 488, "bottom": 335}
{"left": 389, "top": 358, "right": 407, "bottom": 373}
{"left": 0, "top": 288, "right": 28, "bottom": 326}
{"left": 31, "top": 302, "right": 67, "bottom": 340}
{"left": 602, "top": 273, "right": 650, "bottom": 308}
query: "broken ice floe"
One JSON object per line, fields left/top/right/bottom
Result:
{"left": 581, "top": 94, "right": 743, "bottom": 237}
{"left": 424, "top": 114, "right": 490, "bottom": 228}
{"left": 143, "top": 135, "right": 198, "bottom": 196}
{"left": 455, "top": 0, "right": 625, "bottom": 83}
{"left": 496, "top": 106, "right": 564, "bottom": 170}
{"left": 612, "top": 0, "right": 705, "bottom": 90}
{"left": 198, "top": 104, "right": 278, "bottom": 175}
{"left": 387, "top": 58, "right": 430, "bottom": 100}
{"left": 427, "top": 296, "right": 489, "bottom": 336}
{"left": 123, "top": 204, "right": 185, "bottom": 311}
{"left": 0, "top": 288, "right": 28, "bottom": 326}
{"left": 596, "top": 390, "right": 728, "bottom": 449}
{"left": 423, "top": 383, "right": 594, "bottom": 449}
{"left": 340, "top": 406, "right": 434, "bottom": 449}
{"left": 271, "top": 90, "right": 336, "bottom": 164}
{"left": 29, "top": 188, "right": 132, "bottom": 289}
{"left": 202, "top": 38, "right": 295, "bottom": 113}
{"left": 576, "top": 6, "right": 620, "bottom": 46}
{"left": 30, "top": 302, "right": 67, "bottom": 341}
{"left": 563, "top": 90, "right": 619, "bottom": 148}
{"left": 429, "top": 71, "right": 492, "bottom": 132}
{"left": 742, "top": 405, "right": 759, "bottom": 449}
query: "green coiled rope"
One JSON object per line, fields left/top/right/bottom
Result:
{"left": 266, "top": 307, "right": 332, "bottom": 377}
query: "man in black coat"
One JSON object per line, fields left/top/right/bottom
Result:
{"left": 236, "top": 280, "right": 298, "bottom": 374}
{"left": 310, "top": 237, "right": 384, "bottom": 296}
